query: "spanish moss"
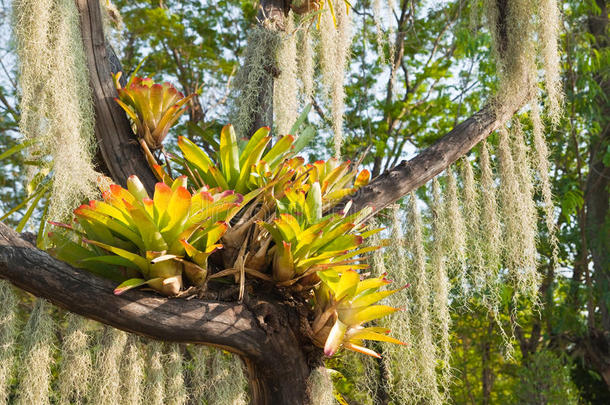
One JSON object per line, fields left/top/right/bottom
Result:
{"left": 164, "top": 344, "right": 187, "bottom": 405}
{"left": 318, "top": 1, "right": 351, "bottom": 157}
{"left": 274, "top": 12, "right": 298, "bottom": 135}
{"left": 510, "top": 120, "right": 540, "bottom": 301}
{"left": 318, "top": 6, "right": 336, "bottom": 98}
{"left": 537, "top": 0, "right": 563, "bottom": 124}
{"left": 369, "top": 220, "right": 386, "bottom": 276}
{"left": 232, "top": 26, "right": 281, "bottom": 138}
{"left": 12, "top": 0, "right": 98, "bottom": 221}
{"left": 307, "top": 366, "right": 335, "bottom": 405}
{"left": 372, "top": 0, "right": 385, "bottom": 61}
{"left": 497, "top": 126, "right": 539, "bottom": 304}
{"left": 207, "top": 349, "right": 248, "bottom": 405}
{"left": 483, "top": 0, "right": 536, "bottom": 107}
{"left": 298, "top": 25, "right": 315, "bottom": 104}
{"left": 57, "top": 313, "right": 91, "bottom": 405}
{"left": 460, "top": 157, "right": 485, "bottom": 290}
{"left": 0, "top": 282, "right": 17, "bottom": 405}
{"left": 383, "top": 204, "right": 414, "bottom": 403}
{"left": 430, "top": 179, "right": 452, "bottom": 398}
{"left": 145, "top": 341, "right": 165, "bottom": 405}
{"left": 331, "top": 0, "right": 351, "bottom": 157}
{"left": 405, "top": 193, "right": 441, "bottom": 403}
{"left": 531, "top": 100, "right": 559, "bottom": 264}
{"left": 479, "top": 141, "right": 503, "bottom": 313}
{"left": 188, "top": 347, "right": 248, "bottom": 405}
{"left": 120, "top": 336, "right": 144, "bottom": 405}
{"left": 16, "top": 299, "right": 55, "bottom": 405}
{"left": 188, "top": 345, "right": 209, "bottom": 403}
{"left": 89, "top": 326, "right": 128, "bottom": 404}
{"left": 444, "top": 166, "right": 468, "bottom": 297}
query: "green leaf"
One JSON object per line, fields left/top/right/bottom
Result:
{"left": 346, "top": 328, "right": 405, "bottom": 345}
{"left": 76, "top": 206, "right": 145, "bottom": 251}
{"left": 83, "top": 239, "right": 149, "bottom": 275}
{"left": 128, "top": 204, "right": 168, "bottom": 252}
{"left": 219, "top": 124, "right": 240, "bottom": 185}
{"left": 0, "top": 139, "right": 35, "bottom": 160}
{"left": 114, "top": 278, "right": 155, "bottom": 295}
{"left": 340, "top": 305, "right": 400, "bottom": 325}
{"left": 236, "top": 134, "right": 271, "bottom": 193}
{"left": 262, "top": 135, "right": 294, "bottom": 168}
{"left": 239, "top": 126, "right": 270, "bottom": 167}
{"left": 305, "top": 182, "right": 323, "bottom": 223}
{"left": 334, "top": 270, "right": 360, "bottom": 301}
{"left": 178, "top": 136, "right": 213, "bottom": 172}
{"left": 291, "top": 126, "right": 316, "bottom": 155}
{"left": 351, "top": 288, "right": 403, "bottom": 308}
{"left": 81, "top": 255, "right": 142, "bottom": 270}
{"left": 16, "top": 185, "right": 46, "bottom": 232}
{"left": 289, "top": 104, "right": 312, "bottom": 135}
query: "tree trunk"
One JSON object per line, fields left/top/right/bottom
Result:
{"left": 1, "top": 0, "right": 532, "bottom": 403}
{"left": 584, "top": 0, "right": 610, "bottom": 388}
{"left": 249, "top": 0, "right": 288, "bottom": 135}
{"left": 76, "top": 0, "right": 157, "bottom": 193}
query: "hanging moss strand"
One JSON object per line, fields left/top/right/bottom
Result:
{"left": 16, "top": 300, "right": 55, "bottom": 405}
{"left": 0, "top": 282, "right": 18, "bottom": 405}
{"left": 58, "top": 313, "right": 92, "bottom": 405}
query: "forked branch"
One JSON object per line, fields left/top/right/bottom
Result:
{"left": 0, "top": 1, "right": 528, "bottom": 404}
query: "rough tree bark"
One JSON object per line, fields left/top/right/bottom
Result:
{"left": 0, "top": 0, "right": 528, "bottom": 404}
{"left": 338, "top": 101, "right": 522, "bottom": 216}
{"left": 76, "top": 0, "right": 157, "bottom": 193}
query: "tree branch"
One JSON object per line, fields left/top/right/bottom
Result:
{"left": 344, "top": 101, "right": 522, "bottom": 215}
{"left": 0, "top": 222, "right": 311, "bottom": 404}
{"left": 76, "top": 0, "right": 157, "bottom": 193}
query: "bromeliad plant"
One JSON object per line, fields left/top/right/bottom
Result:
{"left": 250, "top": 157, "right": 374, "bottom": 283}
{"left": 283, "top": 158, "right": 371, "bottom": 212}
{"left": 113, "top": 72, "right": 194, "bottom": 152}
{"left": 172, "top": 124, "right": 370, "bottom": 205}
{"left": 257, "top": 187, "right": 383, "bottom": 287}
{"left": 239, "top": 156, "right": 403, "bottom": 356}
{"left": 50, "top": 175, "right": 242, "bottom": 296}
{"left": 312, "top": 270, "right": 406, "bottom": 358}
{"left": 47, "top": 75, "right": 407, "bottom": 360}
{"left": 172, "top": 124, "right": 299, "bottom": 194}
